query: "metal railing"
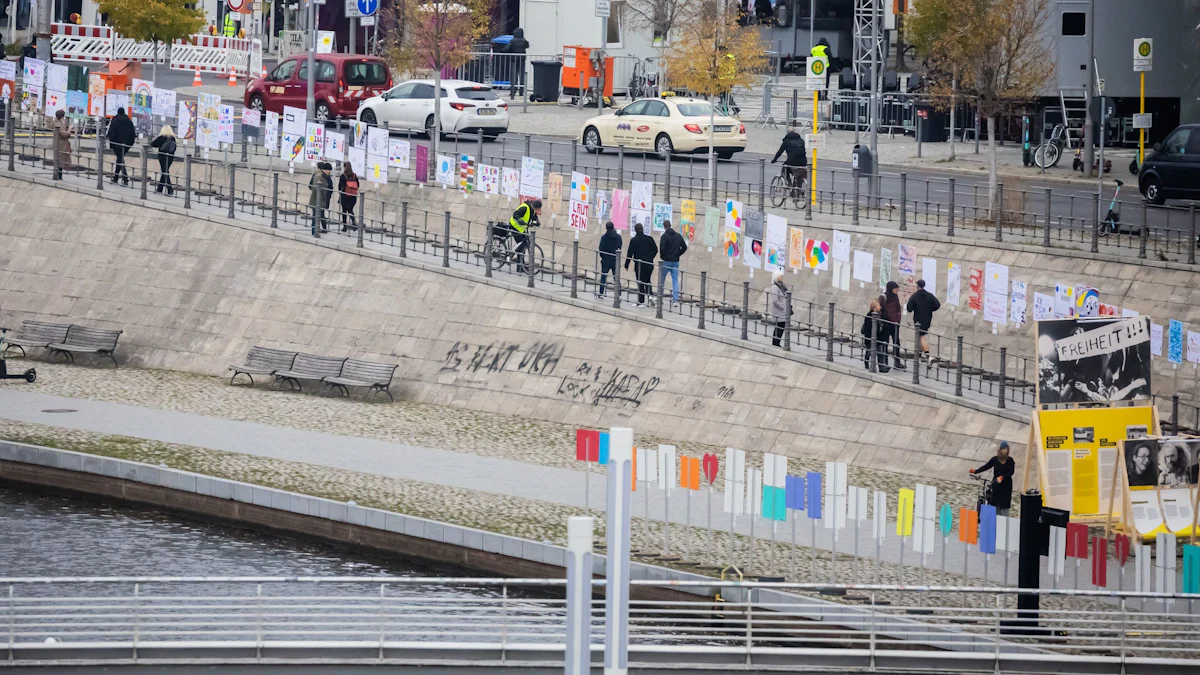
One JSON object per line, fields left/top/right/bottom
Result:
{"left": 3, "top": 577, "right": 1199, "bottom": 670}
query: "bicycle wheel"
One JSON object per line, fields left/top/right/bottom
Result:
{"left": 791, "top": 178, "right": 808, "bottom": 209}
{"left": 1034, "top": 143, "right": 1061, "bottom": 169}
{"left": 770, "top": 175, "right": 788, "bottom": 208}
{"left": 492, "top": 236, "right": 514, "bottom": 270}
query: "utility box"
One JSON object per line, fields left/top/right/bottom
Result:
{"left": 851, "top": 144, "right": 874, "bottom": 174}
{"left": 560, "top": 46, "right": 614, "bottom": 99}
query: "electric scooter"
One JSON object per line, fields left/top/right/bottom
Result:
{"left": 1097, "top": 180, "right": 1143, "bottom": 237}
{"left": 0, "top": 329, "right": 36, "bottom": 383}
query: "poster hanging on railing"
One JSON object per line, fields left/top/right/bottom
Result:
{"left": 788, "top": 227, "right": 805, "bottom": 270}
{"left": 568, "top": 200, "right": 589, "bottom": 232}
{"left": 983, "top": 261, "right": 1008, "bottom": 324}
{"left": 500, "top": 167, "right": 520, "bottom": 198}
{"left": 1011, "top": 280, "right": 1028, "bottom": 327}
{"left": 1076, "top": 285, "right": 1100, "bottom": 318}
{"left": 1035, "top": 316, "right": 1152, "bottom": 405}
{"left": 367, "top": 153, "right": 388, "bottom": 185}
{"left": 1033, "top": 292, "right": 1054, "bottom": 321}
{"left": 878, "top": 247, "right": 892, "bottom": 290}
{"left": 519, "top": 156, "right": 544, "bottom": 198}
{"left": 631, "top": 180, "right": 653, "bottom": 212}
{"left": 897, "top": 243, "right": 917, "bottom": 299}
{"left": 703, "top": 206, "right": 720, "bottom": 248}
{"left": 805, "top": 239, "right": 829, "bottom": 271}
{"left": 131, "top": 78, "right": 154, "bottom": 135}
{"left": 1054, "top": 283, "right": 1074, "bottom": 318}
{"left": 945, "top": 261, "right": 960, "bottom": 306}
{"left": 725, "top": 200, "right": 742, "bottom": 233}
{"left": 195, "top": 92, "right": 219, "bottom": 149}
{"left": 763, "top": 214, "right": 787, "bottom": 274}
{"left": 478, "top": 164, "right": 499, "bottom": 194}
{"left": 43, "top": 89, "right": 65, "bottom": 116}
{"left": 66, "top": 90, "right": 87, "bottom": 118}
{"left": 548, "top": 173, "right": 563, "bottom": 212}
{"left": 415, "top": 145, "right": 429, "bottom": 183}
{"left": 852, "top": 250, "right": 873, "bottom": 284}
{"left": 217, "top": 104, "right": 235, "bottom": 145}
{"left": 22, "top": 57, "right": 45, "bottom": 88}
{"left": 723, "top": 229, "right": 740, "bottom": 259}
{"left": 744, "top": 210, "right": 764, "bottom": 240}
{"left": 570, "top": 171, "right": 590, "bottom": 203}
{"left": 680, "top": 200, "right": 696, "bottom": 241}
{"left": 436, "top": 154, "right": 455, "bottom": 186}
{"left": 597, "top": 191, "right": 610, "bottom": 221}
{"left": 348, "top": 145, "right": 366, "bottom": 177}
{"left": 967, "top": 268, "right": 983, "bottom": 312}
{"left": 366, "top": 126, "right": 388, "bottom": 157}
{"left": 323, "top": 131, "right": 345, "bottom": 161}
{"left": 1169, "top": 319, "right": 1184, "bottom": 365}
{"left": 388, "top": 139, "right": 410, "bottom": 169}
{"left": 45, "top": 62, "right": 67, "bottom": 92}
{"left": 921, "top": 258, "right": 937, "bottom": 296}
{"left": 262, "top": 110, "right": 277, "bottom": 150}
{"left": 744, "top": 237, "right": 763, "bottom": 268}
{"left": 652, "top": 203, "right": 672, "bottom": 232}
{"left": 352, "top": 121, "right": 367, "bottom": 150}
{"left": 832, "top": 260, "right": 850, "bottom": 291}
{"left": 0, "top": 61, "right": 15, "bottom": 102}
{"left": 459, "top": 154, "right": 476, "bottom": 193}
{"left": 832, "top": 230, "right": 850, "bottom": 263}
{"left": 609, "top": 190, "right": 629, "bottom": 230}
{"left": 1150, "top": 323, "right": 1163, "bottom": 357}
{"left": 153, "top": 88, "right": 177, "bottom": 119}
{"left": 86, "top": 73, "right": 104, "bottom": 116}
{"left": 304, "top": 122, "right": 324, "bottom": 163}
{"left": 20, "top": 86, "right": 41, "bottom": 114}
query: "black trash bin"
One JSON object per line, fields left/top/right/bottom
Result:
{"left": 530, "top": 60, "right": 562, "bottom": 103}
{"left": 915, "top": 103, "right": 948, "bottom": 142}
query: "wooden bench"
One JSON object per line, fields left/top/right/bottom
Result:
{"left": 323, "top": 358, "right": 399, "bottom": 401}
{"left": 1, "top": 320, "right": 71, "bottom": 357}
{"left": 228, "top": 347, "right": 299, "bottom": 385}
{"left": 48, "top": 325, "right": 122, "bottom": 368}
{"left": 273, "top": 353, "right": 346, "bottom": 392}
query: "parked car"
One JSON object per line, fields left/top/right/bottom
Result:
{"left": 1139, "top": 123, "right": 1200, "bottom": 205}
{"left": 356, "top": 79, "right": 510, "bottom": 138}
{"left": 244, "top": 54, "right": 392, "bottom": 122}
{"left": 578, "top": 97, "right": 747, "bottom": 158}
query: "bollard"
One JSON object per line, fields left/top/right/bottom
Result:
{"left": 478, "top": 133, "right": 485, "bottom": 167}
{"left": 664, "top": 151, "right": 671, "bottom": 201}
{"left": 826, "top": 302, "right": 834, "bottom": 362}
{"left": 612, "top": 264, "right": 621, "bottom": 309}
{"left": 617, "top": 145, "right": 625, "bottom": 190}
{"left": 656, "top": 269, "right": 665, "bottom": 320}
{"left": 955, "top": 336, "right": 964, "bottom": 396}
{"left": 912, "top": 324, "right": 921, "bottom": 385}
{"left": 442, "top": 211, "right": 451, "bottom": 267}
{"left": 998, "top": 347, "right": 1007, "bottom": 409}
{"left": 709, "top": 151, "right": 718, "bottom": 207}
{"left": 916, "top": 113, "right": 922, "bottom": 158}
{"left": 698, "top": 271, "right": 707, "bottom": 329}
{"left": 485, "top": 222, "right": 494, "bottom": 277}
{"left": 184, "top": 154, "right": 192, "bottom": 208}
{"left": 400, "top": 202, "right": 408, "bottom": 257}
{"left": 311, "top": 205, "right": 320, "bottom": 239}
{"left": 1191, "top": 206, "right": 1197, "bottom": 265}
{"left": 564, "top": 516, "right": 594, "bottom": 675}
{"left": 741, "top": 282, "right": 750, "bottom": 340}
{"left": 994, "top": 182, "right": 1003, "bottom": 242}
{"left": 899, "top": 173, "right": 907, "bottom": 231}
{"left": 947, "top": 178, "right": 956, "bottom": 236}
{"left": 95, "top": 131, "right": 105, "bottom": 190}
{"left": 270, "top": 170, "right": 278, "bottom": 225}
{"left": 783, "top": 291, "right": 792, "bottom": 352}
{"left": 1043, "top": 188, "right": 1051, "bottom": 247}
{"left": 527, "top": 230, "right": 536, "bottom": 288}
{"left": 852, "top": 167, "right": 860, "bottom": 225}
{"left": 227, "top": 164, "right": 235, "bottom": 217}
{"left": 869, "top": 314, "right": 878, "bottom": 372}
{"left": 758, "top": 158, "right": 766, "bottom": 212}
{"left": 570, "top": 240, "right": 579, "bottom": 298}
{"left": 1172, "top": 395, "right": 1180, "bottom": 434}
{"left": 1139, "top": 201, "right": 1147, "bottom": 259}
{"left": 356, "top": 192, "right": 365, "bottom": 248}
{"left": 805, "top": 167, "right": 812, "bottom": 221}
{"left": 1091, "top": 192, "right": 1100, "bottom": 253}
{"left": 140, "top": 146, "right": 149, "bottom": 199}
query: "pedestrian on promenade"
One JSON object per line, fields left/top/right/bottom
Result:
{"left": 657, "top": 220, "right": 688, "bottom": 303}
{"left": 881, "top": 281, "right": 906, "bottom": 370}
{"left": 624, "top": 223, "right": 658, "bottom": 307}
{"left": 149, "top": 125, "right": 176, "bottom": 195}
{"left": 767, "top": 272, "right": 791, "bottom": 347}
{"left": 596, "top": 221, "right": 622, "bottom": 299}
{"left": 52, "top": 109, "right": 72, "bottom": 180}
{"left": 970, "top": 441, "right": 1015, "bottom": 516}
{"left": 860, "top": 298, "right": 890, "bottom": 372}
{"left": 338, "top": 162, "right": 360, "bottom": 232}
{"left": 106, "top": 107, "right": 136, "bottom": 186}
{"left": 308, "top": 161, "right": 333, "bottom": 234}
{"left": 905, "top": 279, "right": 941, "bottom": 370}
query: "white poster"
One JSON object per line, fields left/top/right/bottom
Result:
{"left": 568, "top": 199, "right": 589, "bottom": 231}
{"left": 832, "top": 229, "right": 851, "bottom": 262}
{"left": 1188, "top": 331, "right": 1200, "bottom": 364}
{"left": 240, "top": 106, "right": 260, "bottom": 129}
{"left": 983, "top": 261, "right": 1009, "bottom": 324}
{"left": 520, "top": 156, "right": 545, "bottom": 198}
{"left": 852, "top": 250, "right": 873, "bottom": 283}
{"left": 832, "top": 259, "right": 851, "bottom": 291}
{"left": 367, "top": 126, "right": 388, "bottom": 157}
{"left": 1045, "top": 450, "right": 1073, "bottom": 512}
{"left": 1010, "top": 280, "right": 1028, "bottom": 326}
{"left": 921, "top": 257, "right": 937, "bottom": 296}
{"left": 348, "top": 145, "right": 366, "bottom": 176}
{"left": 352, "top": 121, "right": 367, "bottom": 149}
{"left": 281, "top": 105, "right": 307, "bottom": 136}
{"left": 631, "top": 180, "right": 654, "bottom": 211}
{"left": 366, "top": 153, "right": 388, "bottom": 184}
{"left": 0, "top": 61, "right": 15, "bottom": 101}
{"left": 22, "top": 56, "right": 46, "bottom": 88}
{"left": 1033, "top": 292, "right": 1054, "bottom": 321}
{"left": 153, "top": 88, "right": 177, "bottom": 118}
{"left": 1054, "top": 283, "right": 1075, "bottom": 319}
{"left": 501, "top": 167, "right": 520, "bottom": 198}
{"left": 569, "top": 171, "right": 591, "bottom": 203}
{"left": 105, "top": 89, "right": 129, "bottom": 118}
{"left": 43, "top": 89, "right": 65, "bottom": 116}
{"left": 44, "top": 62, "right": 67, "bottom": 93}
{"left": 436, "top": 154, "right": 456, "bottom": 186}
{"left": 264, "top": 111, "right": 279, "bottom": 151}
{"left": 1150, "top": 323, "right": 1163, "bottom": 357}
{"left": 303, "top": 121, "right": 324, "bottom": 162}
{"left": 387, "top": 138, "right": 410, "bottom": 168}
{"left": 478, "top": 164, "right": 500, "bottom": 195}
{"left": 945, "top": 262, "right": 960, "bottom": 306}
{"left": 216, "top": 104, "right": 235, "bottom": 144}
{"left": 323, "top": 131, "right": 346, "bottom": 161}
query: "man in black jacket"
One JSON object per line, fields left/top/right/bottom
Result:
{"left": 596, "top": 221, "right": 622, "bottom": 299}
{"left": 770, "top": 129, "right": 807, "bottom": 193}
{"left": 106, "top": 107, "right": 137, "bottom": 185}
{"left": 657, "top": 220, "right": 687, "bottom": 303}
{"left": 905, "top": 279, "right": 941, "bottom": 369}
{"left": 624, "top": 223, "right": 658, "bottom": 307}
{"left": 505, "top": 27, "right": 529, "bottom": 100}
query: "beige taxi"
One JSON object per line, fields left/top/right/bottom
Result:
{"left": 579, "top": 97, "right": 747, "bottom": 159}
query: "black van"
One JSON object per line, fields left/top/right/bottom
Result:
{"left": 1139, "top": 124, "right": 1200, "bottom": 205}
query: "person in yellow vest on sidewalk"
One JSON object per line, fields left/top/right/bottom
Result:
{"left": 223, "top": 13, "right": 236, "bottom": 38}
{"left": 810, "top": 39, "right": 831, "bottom": 96}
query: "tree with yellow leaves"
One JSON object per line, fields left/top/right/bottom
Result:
{"left": 97, "top": 0, "right": 205, "bottom": 85}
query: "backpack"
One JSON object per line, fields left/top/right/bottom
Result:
{"left": 161, "top": 136, "right": 176, "bottom": 155}
{"left": 344, "top": 178, "right": 359, "bottom": 197}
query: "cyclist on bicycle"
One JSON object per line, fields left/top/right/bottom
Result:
{"left": 771, "top": 129, "right": 808, "bottom": 189}
{"left": 969, "top": 441, "right": 1015, "bottom": 516}
{"left": 507, "top": 198, "right": 542, "bottom": 273}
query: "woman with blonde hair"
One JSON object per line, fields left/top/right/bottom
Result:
{"left": 767, "top": 271, "right": 792, "bottom": 347}
{"left": 149, "top": 124, "right": 177, "bottom": 195}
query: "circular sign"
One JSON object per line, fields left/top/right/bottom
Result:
{"left": 356, "top": 0, "right": 377, "bottom": 15}
{"left": 811, "top": 60, "right": 825, "bottom": 75}
{"left": 227, "top": 0, "right": 248, "bottom": 12}
{"left": 1137, "top": 40, "right": 1151, "bottom": 57}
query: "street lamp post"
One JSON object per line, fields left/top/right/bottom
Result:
{"left": 306, "top": 0, "right": 318, "bottom": 120}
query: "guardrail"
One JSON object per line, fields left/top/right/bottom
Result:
{"left": 49, "top": 23, "right": 261, "bottom": 78}
{"left": 3, "top": 577, "right": 1199, "bottom": 670}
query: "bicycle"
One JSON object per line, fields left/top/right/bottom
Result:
{"left": 490, "top": 222, "right": 545, "bottom": 273}
{"left": 969, "top": 473, "right": 993, "bottom": 514}
{"left": 1033, "top": 124, "right": 1066, "bottom": 169}
{"left": 769, "top": 164, "right": 807, "bottom": 208}
{"left": 627, "top": 58, "right": 658, "bottom": 100}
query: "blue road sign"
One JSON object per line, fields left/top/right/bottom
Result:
{"left": 357, "top": 0, "right": 377, "bottom": 16}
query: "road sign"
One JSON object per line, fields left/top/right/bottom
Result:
{"left": 345, "top": 0, "right": 361, "bottom": 17}
{"left": 1132, "top": 113, "right": 1152, "bottom": 130}
{"left": 804, "top": 133, "right": 825, "bottom": 150}
{"left": 357, "top": 0, "right": 377, "bottom": 16}
{"left": 595, "top": 0, "right": 610, "bottom": 17}
{"left": 1133, "top": 38, "right": 1153, "bottom": 72}
{"left": 227, "top": 0, "right": 248, "bottom": 12}
{"left": 806, "top": 55, "right": 828, "bottom": 91}
{"left": 317, "top": 31, "right": 334, "bottom": 53}
{"left": 360, "top": 15, "right": 375, "bottom": 25}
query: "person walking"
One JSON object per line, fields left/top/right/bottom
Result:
{"left": 106, "top": 107, "right": 136, "bottom": 186}
{"left": 969, "top": 441, "right": 1015, "bottom": 516}
{"left": 881, "top": 281, "right": 906, "bottom": 370}
{"left": 860, "top": 298, "right": 890, "bottom": 372}
{"left": 767, "top": 272, "right": 792, "bottom": 347}
{"left": 657, "top": 220, "right": 687, "bottom": 303}
{"left": 905, "top": 279, "right": 941, "bottom": 370}
{"left": 308, "top": 161, "right": 333, "bottom": 234}
{"left": 52, "top": 109, "right": 72, "bottom": 180}
{"left": 149, "top": 125, "right": 177, "bottom": 195}
{"left": 624, "top": 223, "right": 658, "bottom": 307}
{"left": 596, "top": 221, "right": 622, "bottom": 300}
{"left": 338, "top": 163, "right": 360, "bottom": 232}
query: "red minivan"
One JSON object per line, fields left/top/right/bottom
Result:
{"left": 244, "top": 54, "right": 393, "bottom": 122}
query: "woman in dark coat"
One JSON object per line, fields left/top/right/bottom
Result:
{"left": 970, "top": 441, "right": 1015, "bottom": 515}
{"left": 149, "top": 125, "right": 177, "bottom": 195}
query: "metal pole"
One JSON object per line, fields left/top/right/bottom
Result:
{"left": 698, "top": 271, "right": 707, "bottom": 330}
{"left": 140, "top": 146, "right": 149, "bottom": 200}
{"left": 852, "top": 167, "right": 860, "bottom": 225}
{"left": 5, "top": 100, "right": 14, "bottom": 172}
{"left": 270, "top": 172, "right": 278, "bottom": 227}
{"left": 485, "top": 221, "right": 493, "bottom": 277}
{"left": 306, "top": 0, "right": 316, "bottom": 119}
{"left": 442, "top": 211, "right": 451, "bottom": 267}
{"left": 53, "top": 121, "right": 60, "bottom": 180}
{"left": 710, "top": 151, "right": 718, "bottom": 207}
{"left": 617, "top": 145, "right": 625, "bottom": 190}
{"left": 1172, "top": 395, "right": 1180, "bottom": 434}
{"left": 899, "top": 173, "right": 907, "bottom": 231}
{"left": 400, "top": 202, "right": 408, "bottom": 257}
{"left": 1191, "top": 206, "right": 1197, "bottom": 265}
{"left": 741, "top": 282, "right": 749, "bottom": 340}
{"left": 184, "top": 154, "right": 192, "bottom": 209}
{"left": 525, "top": 134, "right": 531, "bottom": 159}
{"left": 1091, "top": 192, "right": 1100, "bottom": 253}
{"left": 912, "top": 324, "right": 920, "bottom": 385}
{"left": 613, "top": 264, "right": 621, "bottom": 309}
{"left": 1138, "top": 201, "right": 1147, "bottom": 259}
{"left": 656, "top": 266, "right": 665, "bottom": 320}
{"left": 603, "top": 429, "right": 633, "bottom": 675}
{"left": 95, "top": 127, "right": 105, "bottom": 190}
{"left": 356, "top": 192, "right": 365, "bottom": 248}
{"left": 527, "top": 230, "right": 536, "bottom": 287}
{"left": 1043, "top": 188, "right": 1051, "bottom": 247}
{"left": 226, "top": 163, "right": 235, "bottom": 217}
{"left": 998, "top": 347, "right": 1007, "bottom": 409}
{"left": 564, "top": 515, "right": 594, "bottom": 675}
{"left": 758, "top": 158, "right": 766, "bottom": 212}
{"left": 240, "top": 130, "right": 248, "bottom": 163}
{"left": 827, "top": 302, "right": 834, "bottom": 362}
{"left": 783, "top": 291, "right": 792, "bottom": 352}
{"left": 994, "top": 182, "right": 1003, "bottom": 242}
{"left": 947, "top": 178, "right": 955, "bottom": 236}
{"left": 570, "top": 240, "right": 579, "bottom": 299}
{"left": 664, "top": 151, "right": 671, "bottom": 201}
{"left": 955, "top": 335, "right": 963, "bottom": 397}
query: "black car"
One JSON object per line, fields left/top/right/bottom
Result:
{"left": 1138, "top": 123, "right": 1200, "bottom": 205}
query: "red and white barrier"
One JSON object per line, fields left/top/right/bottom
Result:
{"left": 50, "top": 23, "right": 113, "bottom": 64}
{"left": 49, "top": 23, "right": 259, "bottom": 78}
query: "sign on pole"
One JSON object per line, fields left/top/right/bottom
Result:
{"left": 357, "top": 0, "right": 378, "bottom": 16}
{"left": 595, "top": 0, "right": 610, "bottom": 17}
{"left": 804, "top": 133, "right": 825, "bottom": 150}
{"left": 345, "top": 0, "right": 361, "bottom": 17}
{"left": 1132, "top": 113, "right": 1152, "bottom": 130}
{"left": 317, "top": 31, "right": 334, "bottom": 54}
{"left": 1133, "top": 38, "right": 1153, "bottom": 72}
{"left": 806, "top": 56, "right": 828, "bottom": 91}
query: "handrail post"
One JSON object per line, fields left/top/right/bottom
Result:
{"left": 994, "top": 182, "right": 1003, "bottom": 242}
{"left": 758, "top": 157, "right": 765, "bottom": 211}
{"left": 95, "top": 123, "right": 105, "bottom": 190}
{"left": 826, "top": 302, "right": 834, "bottom": 362}
{"left": 741, "top": 281, "right": 750, "bottom": 340}
{"left": 1043, "top": 187, "right": 1051, "bottom": 247}
{"left": 240, "top": 129, "right": 248, "bottom": 163}
{"left": 570, "top": 240, "right": 579, "bottom": 298}
{"left": 140, "top": 144, "right": 149, "bottom": 199}
{"left": 183, "top": 154, "right": 192, "bottom": 209}
{"left": 947, "top": 177, "right": 956, "bottom": 236}
{"left": 5, "top": 100, "right": 14, "bottom": 172}
{"left": 899, "top": 173, "right": 907, "bottom": 231}
{"left": 805, "top": 166, "right": 812, "bottom": 221}
{"left": 356, "top": 191, "right": 365, "bottom": 248}
{"left": 400, "top": 202, "right": 408, "bottom": 257}
{"left": 1138, "top": 201, "right": 1147, "bottom": 259}
{"left": 1190, "top": 206, "right": 1197, "bottom": 265}
{"left": 869, "top": 314, "right": 878, "bottom": 372}
{"left": 656, "top": 266, "right": 665, "bottom": 319}
{"left": 698, "top": 271, "right": 707, "bottom": 329}
{"left": 269, "top": 171, "right": 278, "bottom": 226}
{"left": 53, "top": 123, "right": 61, "bottom": 180}
{"left": 1091, "top": 191, "right": 1100, "bottom": 253}
{"left": 1172, "top": 395, "right": 1180, "bottom": 434}
{"left": 612, "top": 264, "right": 621, "bottom": 309}
{"left": 132, "top": 583, "right": 140, "bottom": 661}
{"left": 527, "top": 230, "right": 536, "bottom": 287}
{"left": 912, "top": 323, "right": 920, "bottom": 385}
{"left": 226, "top": 163, "right": 235, "bottom": 217}
{"left": 998, "top": 347, "right": 1007, "bottom": 409}
{"left": 485, "top": 222, "right": 494, "bottom": 277}
{"left": 955, "top": 335, "right": 964, "bottom": 396}
{"left": 783, "top": 291, "right": 792, "bottom": 352}
{"left": 617, "top": 145, "right": 625, "bottom": 190}
{"left": 852, "top": 167, "right": 860, "bottom": 225}
{"left": 442, "top": 211, "right": 451, "bottom": 267}
{"left": 664, "top": 151, "right": 671, "bottom": 201}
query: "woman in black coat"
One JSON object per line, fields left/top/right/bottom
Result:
{"left": 149, "top": 125, "right": 177, "bottom": 195}
{"left": 970, "top": 441, "right": 1015, "bottom": 515}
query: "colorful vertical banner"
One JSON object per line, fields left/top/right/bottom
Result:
{"left": 788, "top": 227, "right": 805, "bottom": 270}
{"left": 1169, "top": 319, "right": 1184, "bottom": 365}
{"left": 680, "top": 200, "right": 696, "bottom": 241}
{"left": 703, "top": 206, "right": 720, "bottom": 248}
{"left": 415, "top": 144, "right": 429, "bottom": 183}
{"left": 968, "top": 268, "right": 984, "bottom": 312}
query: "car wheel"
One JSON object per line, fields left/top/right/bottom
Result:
{"left": 583, "top": 126, "right": 603, "bottom": 154}
{"left": 1143, "top": 175, "right": 1165, "bottom": 205}
{"left": 315, "top": 102, "right": 332, "bottom": 123}
{"left": 360, "top": 108, "right": 377, "bottom": 126}
{"left": 425, "top": 115, "right": 441, "bottom": 139}
{"left": 655, "top": 134, "right": 674, "bottom": 157}
{"left": 717, "top": 150, "right": 735, "bottom": 160}
{"left": 249, "top": 94, "right": 265, "bottom": 113}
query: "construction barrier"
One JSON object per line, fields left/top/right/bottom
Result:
{"left": 50, "top": 23, "right": 260, "bottom": 79}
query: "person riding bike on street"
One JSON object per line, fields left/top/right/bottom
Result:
{"left": 771, "top": 129, "right": 808, "bottom": 191}
{"left": 508, "top": 198, "right": 542, "bottom": 273}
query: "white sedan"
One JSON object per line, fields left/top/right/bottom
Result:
{"left": 356, "top": 79, "right": 510, "bottom": 138}
{"left": 579, "top": 97, "right": 747, "bottom": 158}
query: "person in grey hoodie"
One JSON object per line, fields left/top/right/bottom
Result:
{"left": 595, "top": 221, "right": 622, "bottom": 299}
{"left": 767, "top": 272, "right": 792, "bottom": 347}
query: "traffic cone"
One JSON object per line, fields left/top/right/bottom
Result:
{"left": 191, "top": 71, "right": 202, "bottom": 87}
{"left": 227, "top": 67, "right": 237, "bottom": 87}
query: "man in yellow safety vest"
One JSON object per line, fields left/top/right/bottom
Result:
{"left": 507, "top": 199, "right": 542, "bottom": 273}
{"left": 223, "top": 13, "right": 236, "bottom": 38}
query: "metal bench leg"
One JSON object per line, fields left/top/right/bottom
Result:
{"left": 50, "top": 349, "right": 74, "bottom": 364}
{"left": 375, "top": 385, "right": 394, "bottom": 402}
{"left": 230, "top": 371, "right": 254, "bottom": 386}
{"left": 103, "top": 352, "right": 118, "bottom": 368}
{"left": 337, "top": 384, "right": 350, "bottom": 398}
{"left": 1, "top": 345, "right": 24, "bottom": 358}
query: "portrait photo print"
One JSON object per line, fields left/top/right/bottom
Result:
{"left": 1036, "top": 317, "right": 1152, "bottom": 405}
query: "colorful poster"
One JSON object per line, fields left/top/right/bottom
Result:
{"left": 216, "top": 104, "right": 235, "bottom": 145}
{"left": 1169, "top": 320, "right": 1184, "bottom": 365}
{"left": 196, "top": 92, "right": 219, "bottom": 150}
{"left": 459, "top": 154, "right": 476, "bottom": 192}
{"left": 520, "top": 156, "right": 545, "bottom": 199}
{"left": 388, "top": 139, "right": 410, "bottom": 168}
{"left": 22, "top": 57, "right": 45, "bottom": 89}
{"left": 631, "top": 180, "right": 653, "bottom": 211}
{"left": 1076, "top": 286, "right": 1100, "bottom": 318}
{"left": 570, "top": 171, "right": 591, "bottom": 203}
{"left": 0, "top": 61, "right": 17, "bottom": 102}
{"left": 367, "top": 153, "right": 388, "bottom": 184}
{"left": 436, "top": 154, "right": 455, "bottom": 186}
{"left": 348, "top": 145, "right": 366, "bottom": 176}
{"left": 366, "top": 126, "right": 388, "bottom": 157}
{"left": 744, "top": 238, "right": 764, "bottom": 268}
{"left": 764, "top": 242, "right": 785, "bottom": 274}
{"left": 1188, "top": 332, "right": 1200, "bottom": 365}
{"left": 611, "top": 189, "right": 631, "bottom": 230}
{"left": 1037, "top": 407, "right": 1155, "bottom": 518}
{"left": 897, "top": 243, "right": 917, "bottom": 277}
{"left": 680, "top": 200, "right": 696, "bottom": 241}
{"left": 43, "top": 89, "right": 65, "bottom": 116}
{"left": 280, "top": 133, "right": 302, "bottom": 162}
{"left": 1099, "top": 303, "right": 1118, "bottom": 317}
{"left": 1010, "top": 280, "right": 1028, "bottom": 326}
{"left": 241, "top": 107, "right": 261, "bottom": 139}
{"left": 85, "top": 72, "right": 104, "bottom": 115}
{"left": 478, "top": 164, "right": 500, "bottom": 195}
{"left": 415, "top": 144, "right": 429, "bottom": 182}
{"left": 304, "top": 121, "right": 325, "bottom": 163}
{"left": 805, "top": 239, "right": 830, "bottom": 271}
{"left": 323, "top": 131, "right": 346, "bottom": 161}
{"left": 597, "top": 191, "right": 610, "bottom": 220}
{"left": 763, "top": 214, "right": 787, "bottom": 274}
{"left": 130, "top": 78, "right": 154, "bottom": 134}
{"left": 723, "top": 229, "right": 740, "bottom": 259}
{"left": 967, "top": 268, "right": 984, "bottom": 312}
{"left": 20, "top": 85, "right": 41, "bottom": 113}
{"left": 352, "top": 121, "right": 367, "bottom": 149}
{"left": 1150, "top": 323, "right": 1163, "bottom": 357}
{"left": 852, "top": 250, "right": 873, "bottom": 283}
{"left": 832, "top": 229, "right": 851, "bottom": 262}
{"left": 945, "top": 262, "right": 961, "bottom": 306}
{"left": 878, "top": 247, "right": 892, "bottom": 290}
{"left": 920, "top": 257, "right": 937, "bottom": 296}
{"left": 1033, "top": 292, "right": 1054, "bottom": 322}
{"left": 1054, "top": 283, "right": 1074, "bottom": 319}
{"left": 787, "top": 227, "right": 805, "bottom": 270}
{"left": 652, "top": 202, "right": 672, "bottom": 232}
{"left": 65, "top": 90, "right": 87, "bottom": 118}
{"left": 1036, "top": 317, "right": 1152, "bottom": 405}
{"left": 153, "top": 88, "right": 177, "bottom": 119}
{"left": 725, "top": 199, "right": 742, "bottom": 232}
{"left": 103, "top": 89, "right": 127, "bottom": 118}
{"left": 703, "top": 206, "right": 720, "bottom": 248}
{"left": 548, "top": 172, "right": 563, "bottom": 211}
{"left": 178, "top": 102, "right": 196, "bottom": 141}
{"left": 568, "top": 200, "right": 589, "bottom": 231}
{"left": 262, "top": 110, "right": 277, "bottom": 150}
{"left": 500, "top": 167, "right": 520, "bottom": 198}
